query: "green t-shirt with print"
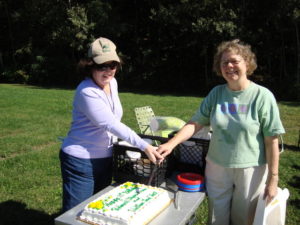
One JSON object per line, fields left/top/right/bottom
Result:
{"left": 191, "top": 82, "right": 285, "bottom": 168}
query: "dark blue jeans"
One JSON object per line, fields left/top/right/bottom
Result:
{"left": 59, "top": 150, "right": 112, "bottom": 212}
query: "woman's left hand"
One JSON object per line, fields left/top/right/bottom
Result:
{"left": 264, "top": 175, "right": 278, "bottom": 204}
{"left": 144, "top": 145, "right": 164, "bottom": 164}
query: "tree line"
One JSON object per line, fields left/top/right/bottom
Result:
{"left": 1, "top": 0, "right": 300, "bottom": 100}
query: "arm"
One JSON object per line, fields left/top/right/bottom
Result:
{"left": 264, "top": 135, "right": 280, "bottom": 204}
{"left": 157, "top": 121, "right": 203, "bottom": 158}
{"left": 78, "top": 89, "right": 162, "bottom": 163}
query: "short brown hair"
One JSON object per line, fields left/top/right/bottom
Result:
{"left": 77, "top": 58, "right": 94, "bottom": 79}
{"left": 213, "top": 39, "right": 257, "bottom": 76}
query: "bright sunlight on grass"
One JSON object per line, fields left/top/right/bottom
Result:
{"left": 0, "top": 84, "right": 299, "bottom": 225}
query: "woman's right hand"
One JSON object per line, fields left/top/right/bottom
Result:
{"left": 157, "top": 122, "right": 202, "bottom": 158}
{"left": 157, "top": 142, "right": 175, "bottom": 158}
{"left": 144, "top": 145, "right": 164, "bottom": 164}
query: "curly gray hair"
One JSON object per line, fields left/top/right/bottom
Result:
{"left": 213, "top": 39, "right": 257, "bottom": 76}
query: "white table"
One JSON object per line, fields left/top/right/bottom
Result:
{"left": 55, "top": 183, "right": 206, "bottom": 225}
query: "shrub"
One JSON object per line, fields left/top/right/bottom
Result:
{"left": 0, "top": 69, "right": 29, "bottom": 84}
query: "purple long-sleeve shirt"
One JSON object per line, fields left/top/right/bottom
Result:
{"left": 61, "top": 78, "right": 148, "bottom": 159}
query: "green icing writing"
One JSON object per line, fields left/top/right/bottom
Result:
{"left": 131, "top": 202, "right": 145, "bottom": 212}
{"left": 100, "top": 185, "right": 160, "bottom": 213}
{"left": 150, "top": 191, "right": 158, "bottom": 197}
{"left": 133, "top": 197, "right": 140, "bottom": 202}
{"left": 112, "top": 200, "right": 129, "bottom": 211}
{"left": 128, "top": 191, "right": 159, "bottom": 212}
{"left": 106, "top": 197, "right": 120, "bottom": 207}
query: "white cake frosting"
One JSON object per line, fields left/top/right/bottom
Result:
{"left": 79, "top": 182, "right": 172, "bottom": 225}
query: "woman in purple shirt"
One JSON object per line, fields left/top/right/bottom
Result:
{"left": 60, "top": 37, "right": 162, "bottom": 212}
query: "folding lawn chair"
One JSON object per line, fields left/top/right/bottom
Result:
{"left": 134, "top": 106, "right": 159, "bottom": 146}
{"left": 134, "top": 106, "right": 156, "bottom": 136}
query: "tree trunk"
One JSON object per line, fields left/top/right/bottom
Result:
{"left": 280, "top": 31, "right": 287, "bottom": 82}
{"left": 3, "top": 0, "right": 16, "bottom": 67}
{"left": 295, "top": 21, "right": 300, "bottom": 84}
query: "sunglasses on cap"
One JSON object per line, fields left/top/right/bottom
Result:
{"left": 94, "top": 61, "right": 119, "bottom": 71}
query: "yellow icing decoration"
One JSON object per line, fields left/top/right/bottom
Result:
{"left": 88, "top": 200, "right": 104, "bottom": 209}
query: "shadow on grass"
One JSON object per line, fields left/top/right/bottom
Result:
{"left": 289, "top": 199, "right": 300, "bottom": 210}
{"left": 0, "top": 200, "right": 60, "bottom": 225}
{"left": 283, "top": 144, "right": 299, "bottom": 152}
{"left": 287, "top": 174, "right": 300, "bottom": 209}
{"left": 292, "top": 165, "right": 300, "bottom": 170}
{"left": 288, "top": 175, "right": 300, "bottom": 189}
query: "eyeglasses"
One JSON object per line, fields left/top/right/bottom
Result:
{"left": 221, "top": 59, "right": 242, "bottom": 67}
{"left": 94, "top": 61, "right": 119, "bottom": 71}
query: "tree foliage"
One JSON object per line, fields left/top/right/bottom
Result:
{"left": 0, "top": 0, "right": 300, "bottom": 100}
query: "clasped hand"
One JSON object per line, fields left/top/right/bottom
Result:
{"left": 144, "top": 142, "right": 175, "bottom": 165}
{"left": 144, "top": 145, "right": 164, "bottom": 164}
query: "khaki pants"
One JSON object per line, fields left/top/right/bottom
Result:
{"left": 205, "top": 158, "right": 267, "bottom": 225}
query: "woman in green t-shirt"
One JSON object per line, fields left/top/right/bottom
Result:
{"left": 158, "top": 39, "right": 285, "bottom": 225}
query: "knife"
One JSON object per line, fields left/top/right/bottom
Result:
{"left": 147, "top": 162, "right": 159, "bottom": 186}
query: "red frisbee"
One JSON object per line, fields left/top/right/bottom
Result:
{"left": 177, "top": 173, "right": 204, "bottom": 185}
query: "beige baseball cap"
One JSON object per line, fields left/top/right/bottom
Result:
{"left": 88, "top": 37, "right": 120, "bottom": 64}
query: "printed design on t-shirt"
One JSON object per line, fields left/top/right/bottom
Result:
{"left": 220, "top": 103, "right": 249, "bottom": 115}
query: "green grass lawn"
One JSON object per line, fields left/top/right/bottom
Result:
{"left": 0, "top": 83, "right": 299, "bottom": 225}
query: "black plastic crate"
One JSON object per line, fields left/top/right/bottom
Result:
{"left": 168, "top": 133, "right": 210, "bottom": 176}
{"left": 112, "top": 135, "right": 169, "bottom": 187}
